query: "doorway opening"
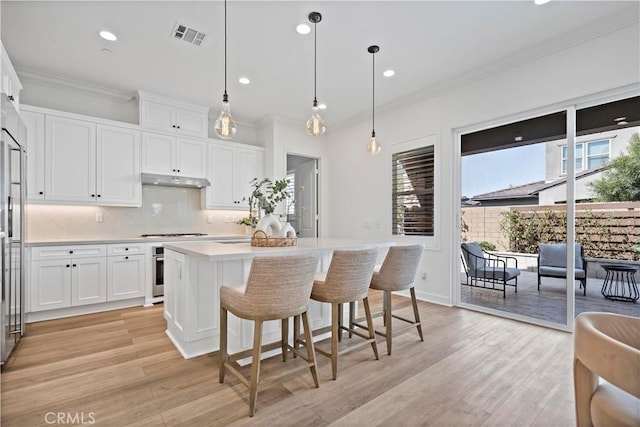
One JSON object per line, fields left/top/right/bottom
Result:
{"left": 286, "top": 154, "right": 319, "bottom": 238}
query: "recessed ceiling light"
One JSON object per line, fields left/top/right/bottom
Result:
{"left": 100, "top": 48, "right": 112, "bottom": 54}
{"left": 534, "top": 0, "right": 551, "bottom": 5}
{"left": 318, "top": 103, "right": 327, "bottom": 110}
{"left": 617, "top": 121, "right": 629, "bottom": 126}
{"left": 238, "top": 77, "right": 250, "bottom": 85}
{"left": 99, "top": 30, "right": 117, "bottom": 41}
{"left": 296, "top": 24, "right": 311, "bottom": 35}
{"left": 383, "top": 69, "right": 395, "bottom": 77}
{"left": 614, "top": 116, "right": 627, "bottom": 122}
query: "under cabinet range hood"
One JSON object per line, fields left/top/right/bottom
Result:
{"left": 141, "top": 173, "right": 211, "bottom": 188}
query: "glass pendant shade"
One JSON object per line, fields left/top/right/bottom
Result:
{"left": 306, "top": 104, "right": 326, "bottom": 136}
{"left": 366, "top": 131, "right": 381, "bottom": 155}
{"left": 214, "top": 100, "right": 236, "bottom": 140}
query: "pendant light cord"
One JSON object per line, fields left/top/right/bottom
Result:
{"left": 313, "top": 20, "right": 317, "bottom": 104}
{"left": 224, "top": 0, "right": 228, "bottom": 99}
{"left": 372, "top": 50, "right": 375, "bottom": 134}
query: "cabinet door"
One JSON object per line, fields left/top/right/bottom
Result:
{"left": 236, "top": 148, "right": 264, "bottom": 205}
{"left": 30, "top": 260, "right": 72, "bottom": 312}
{"left": 176, "top": 138, "right": 206, "bottom": 177}
{"left": 22, "top": 110, "right": 46, "bottom": 200}
{"left": 140, "top": 99, "right": 176, "bottom": 133}
{"left": 107, "top": 254, "right": 145, "bottom": 301}
{"left": 176, "top": 108, "right": 208, "bottom": 137}
{"left": 141, "top": 132, "right": 176, "bottom": 174}
{"left": 203, "top": 144, "right": 236, "bottom": 208}
{"left": 45, "top": 116, "right": 96, "bottom": 202}
{"left": 164, "top": 250, "right": 186, "bottom": 330}
{"left": 97, "top": 124, "right": 141, "bottom": 206}
{"left": 71, "top": 257, "right": 107, "bottom": 306}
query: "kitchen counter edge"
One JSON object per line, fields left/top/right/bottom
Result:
{"left": 26, "top": 234, "right": 251, "bottom": 247}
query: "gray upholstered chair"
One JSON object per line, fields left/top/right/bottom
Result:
{"left": 306, "top": 248, "right": 379, "bottom": 380}
{"left": 574, "top": 312, "right": 640, "bottom": 427}
{"left": 369, "top": 244, "right": 424, "bottom": 355}
{"left": 460, "top": 241, "right": 520, "bottom": 298}
{"left": 219, "top": 254, "right": 319, "bottom": 417}
{"left": 537, "top": 243, "right": 587, "bottom": 295}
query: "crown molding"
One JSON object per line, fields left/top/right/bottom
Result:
{"left": 16, "top": 68, "right": 135, "bottom": 104}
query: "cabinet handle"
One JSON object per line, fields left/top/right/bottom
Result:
{"left": 91, "top": 194, "right": 95, "bottom": 197}
{"left": 72, "top": 264, "right": 77, "bottom": 267}
{"left": 125, "top": 256, "right": 129, "bottom": 260}
{"left": 66, "top": 264, "right": 70, "bottom": 268}
{"left": 177, "top": 169, "right": 181, "bottom": 173}
{"left": 125, "top": 248, "right": 129, "bottom": 251}
{"left": 176, "top": 125, "right": 181, "bottom": 129}
{"left": 172, "top": 125, "right": 176, "bottom": 128}
{"left": 69, "top": 250, "right": 74, "bottom": 254}
{"left": 39, "top": 191, "right": 44, "bottom": 195}
{"left": 97, "top": 195, "right": 101, "bottom": 198}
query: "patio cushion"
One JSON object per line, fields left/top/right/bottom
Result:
{"left": 474, "top": 266, "right": 521, "bottom": 281}
{"left": 538, "top": 243, "right": 584, "bottom": 269}
{"left": 539, "top": 266, "right": 586, "bottom": 279}
{"left": 461, "top": 242, "right": 485, "bottom": 272}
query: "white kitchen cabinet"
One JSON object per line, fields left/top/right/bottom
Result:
{"left": 45, "top": 115, "right": 97, "bottom": 203}
{"left": 142, "top": 131, "right": 207, "bottom": 178}
{"left": 44, "top": 115, "right": 141, "bottom": 206}
{"left": 30, "top": 247, "right": 107, "bottom": 312}
{"left": 21, "top": 109, "right": 46, "bottom": 200}
{"left": 202, "top": 141, "right": 264, "bottom": 209}
{"left": 163, "top": 249, "right": 185, "bottom": 329}
{"left": 107, "top": 254, "right": 145, "bottom": 301}
{"left": 97, "top": 124, "right": 141, "bottom": 206}
{"left": 1, "top": 42, "right": 22, "bottom": 110}
{"left": 138, "top": 92, "right": 209, "bottom": 138}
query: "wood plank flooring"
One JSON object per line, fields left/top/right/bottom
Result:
{"left": 1, "top": 291, "right": 576, "bottom": 426}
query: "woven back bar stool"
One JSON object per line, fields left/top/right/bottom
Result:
{"left": 301, "top": 248, "right": 379, "bottom": 380}
{"left": 369, "top": 244, "right": 424, "bottom": 355}
{"left": 219, "top": 254, "right": 319, "bottom": 417}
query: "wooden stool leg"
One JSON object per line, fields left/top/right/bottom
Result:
{"left": 281, "top": 318, "right": 288, "bottom": 362}
{"left": 301, "top": 311, "right": 319, "bottom": 387}
{"left": 337, "top": 303, "right": 343, "bottom": 342}
{"left": 363, "top": 296, "right": 379, "bottom": 360}
{"left": 219, "top": 306, "right": 228, "bottom": 383}
{"left": 248, "top": 320, "right": 263, "bottom": 417}
{"left": 293, "top": 315, "right": 300, "bottom": 358}
{"left": 349, "top": 301, "right": 355, "bottom": 338}
{"left": 385, "top": 290, "right": 393, "bottom": 355}
{"left": 410, "top": 287, "right": 423, "bottom": 342}
{"left": 331, "top": 302, "right": 339, "bottom": 380}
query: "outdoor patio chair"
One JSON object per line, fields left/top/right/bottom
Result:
{"left": 537, "top": 243, "right": 587, "bottom": 295}
{"left": 460, "top": 241, "right": 520, "bottom": 298}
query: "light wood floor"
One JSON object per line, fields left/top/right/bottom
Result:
{"left": 1, "top": 291, "right": 575, "bottom": 426}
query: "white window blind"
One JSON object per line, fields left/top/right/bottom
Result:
{"left": 392, "top": 145, "right": 435, "bottom": 236}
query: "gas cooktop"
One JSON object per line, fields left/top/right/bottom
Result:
{"left": 140, "top": 233, "right": 208, "bottom": 238}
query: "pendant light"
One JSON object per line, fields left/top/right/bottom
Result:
{"left": 214, "top": 0, "right": 237, "bottom": 140}
{"left": 306, "top": 11, "right": 325, "bottom": 137}
{"left": 366, "top": 45, "right": 381, "bottom": 155}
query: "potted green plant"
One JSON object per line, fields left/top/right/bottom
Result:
{"left": 242, "top": 178, "right": 292, "bottom": 227}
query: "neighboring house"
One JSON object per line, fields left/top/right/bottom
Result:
{"left": 469, "top": 126, "right": 639, "bottom": 206}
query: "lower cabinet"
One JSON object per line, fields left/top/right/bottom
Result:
{"left": 107, "top": 254, "right": 145, "bottom": 301}
{"left": 30, "top": 256, "right": 107, "bottom": 312}
{"left": 29, "top": 243, "right": 146, "bottom": 315}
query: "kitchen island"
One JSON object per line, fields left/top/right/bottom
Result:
{"left": 163, "top": 238, "right": 392, "bottom": 359}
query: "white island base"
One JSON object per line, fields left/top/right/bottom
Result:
{"left": 163, "top": 238, "right": 391, "bottom": 359}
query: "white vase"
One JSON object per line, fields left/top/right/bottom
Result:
{"left": 256, "top": 213, "right": 281, "bottom": 237}
{"left": 277, "top": 222, "right": 296, "bottom": 238}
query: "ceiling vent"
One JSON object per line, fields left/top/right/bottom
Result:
{"left": 172, "top": 23, "right": 206, "bottom": 46}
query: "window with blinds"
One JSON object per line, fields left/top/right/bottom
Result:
{"left": 392, "top": 145, "right": 435, "bottom": 236}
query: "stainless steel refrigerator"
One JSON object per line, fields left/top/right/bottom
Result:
{"left": 1, "top": 94, "right": 26, "bottom": 369}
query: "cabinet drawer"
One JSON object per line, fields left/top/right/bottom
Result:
{"left": 107, "top": 243, "right": 145, "bottom": 256}
{"left": 31, "top": 245, "right": 107, "bottom": 261}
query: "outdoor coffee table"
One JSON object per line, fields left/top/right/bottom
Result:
{"left": 600, "top": 264, "right": 639, "bottom": 303}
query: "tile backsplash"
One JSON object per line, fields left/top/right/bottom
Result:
{"left": 27, "top": 186, "right": 247, "bottom": 241}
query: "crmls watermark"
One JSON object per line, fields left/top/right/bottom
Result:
{"left": 44, "top": 412, "right": 96, "bottom": 425}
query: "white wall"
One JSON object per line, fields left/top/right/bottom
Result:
{"left": 326, "top": 23, "right": 640, "bottom": 306}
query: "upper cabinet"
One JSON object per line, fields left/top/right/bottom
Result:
{"left": 141, "top": 132, "right": 207, "bottom": 178}
{"left": 138, "top": 91, "right": 209, "bottom": 138}
{"left": 1, "top": 42, "right": 23, "bottom": 110}
{"left": 34, "top": 111, "right": 141, "bottom": 206}
{"left": 202, "top": 140, "right": 264, "bottom": 209}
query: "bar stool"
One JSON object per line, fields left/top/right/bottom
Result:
{"left": 219, "top": 254, "right": 319, "bottom": 417}
{"left": 369, "top": 244, "right": 424, "bottom": 355}
{"left": 303, "top": 248, "right": 379, "bottom": 380}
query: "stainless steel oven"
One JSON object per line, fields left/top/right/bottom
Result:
{"left": 152, "top": 246, "right": 164, "bottom": 297}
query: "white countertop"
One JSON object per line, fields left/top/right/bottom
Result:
{"left": 164, "top": 238, "right": 393, "bottom": 261}
{"left": 26, "top": 234, "right": 251, "bottom": 247}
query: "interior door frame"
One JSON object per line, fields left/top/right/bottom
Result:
{"left": 284, "top": 150, "right": 320, "bottom": 238}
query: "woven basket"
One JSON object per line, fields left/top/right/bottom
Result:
{"left": 251, "top": 230, "right": 298, "bottom": 247}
